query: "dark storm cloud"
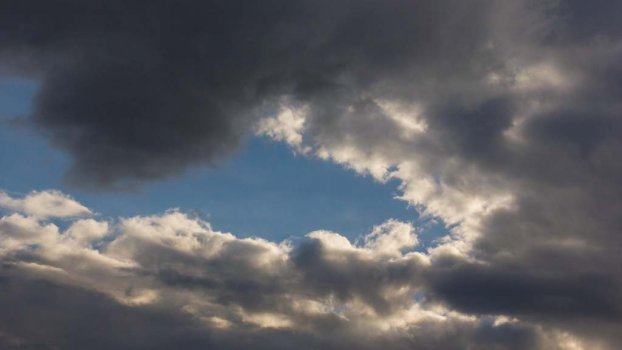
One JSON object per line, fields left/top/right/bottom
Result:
{"left": 0, "top": 0, "right": 502, "bottom": 188}
{"left": 1, "top": 0, "right": 297, "bottom": 187}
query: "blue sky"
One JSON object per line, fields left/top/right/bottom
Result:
{"left": 0, "top": 78, "right": 444, "bottom": 244}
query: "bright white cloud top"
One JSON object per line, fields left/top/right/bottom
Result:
{"left": 0, "top": 190, "right": 91, "bottom": 218}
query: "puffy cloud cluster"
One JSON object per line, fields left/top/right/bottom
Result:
{"left": 0, "top": 190, "right": 590, "bottom": 349}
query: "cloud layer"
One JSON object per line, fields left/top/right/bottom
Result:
{"left": 1, "top": 0, "right": 622, "bottom": 349}
{"left": 0, "top": 190, "right": 596, "bottom": 350}
{"left": 0, "top": 0, "right": 599, "bottom": 189}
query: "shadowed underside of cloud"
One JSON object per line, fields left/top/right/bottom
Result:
{"left": 1, "top": 0, "right": 622, "bottom": 349}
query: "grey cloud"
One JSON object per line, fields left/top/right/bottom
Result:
{"left": 246, "top": 0, "right": 622, "bottom": 347}
{"left": 0, "top": 0, "right": 511, "bottom": 188}
{"left": 425, "top": 261, "right": 620, "bottom": 320}
{"left": 0, "top": 271, "right": 229, "bottom": 350}
{"left": 293, "top": 238, "right": 423, "bottom": 315}
{"left": 0, "top": 271, "right": 541, "bottom": 350}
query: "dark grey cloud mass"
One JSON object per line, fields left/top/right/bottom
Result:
{"left": 1, "top": 0, "right": 622, "bottom": 349}
{"left": 0, "top": 0, "right": 522, "bottom": 188}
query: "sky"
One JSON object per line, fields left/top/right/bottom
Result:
{"left": 0, "top": 1, "right": 621, "bottom": 349}
{"left": 0, "top": 79, "right": 434, "bottom": 243}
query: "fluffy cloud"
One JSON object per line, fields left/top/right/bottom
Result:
{"left": 0, "top": 190, "right": 575, "bottom": 349}
{"left": 0, "top": 190, "right": 616, "bottom": 349}
{"left": 0, "top": 190, "right": 91, "bottom": 218}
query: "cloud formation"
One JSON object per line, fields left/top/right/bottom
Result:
{"left": 0, "top": 190, "right": 587, "bottom": 350}
{"left": 1, "top": 0, "right": 622, "bottom": 349}
{"left": 0, "top": 0, "right": 570, "bottom": 188}
{"left": 253, "top": 0, "right": 622, "bottom": 347}
{"left": 0, "top": 190, "right": 91, "bottom": 218}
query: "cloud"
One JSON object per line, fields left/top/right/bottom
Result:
{"left": 0, "top": 190, "right": 91, "bottom": 218}
{"left": 0, "top": 193, "right": 579, "bottom": 350}
{"left": 1, "top": 0, "right": 622, "bottom": 349}
{"left": 0, "top": 0, "right": 549, "bottom": 189}
{"left": 0, "top": 192, "right": 619, "bottom": 349}
{"left": 250, "top": 0, "right": 622, "bottom": 347}
{"left": 256, "top": 102, "right": 310, "bottom": 153}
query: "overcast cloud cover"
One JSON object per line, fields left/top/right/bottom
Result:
{"left": 1, "top": 0, "right": 622, "bottom": 349}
